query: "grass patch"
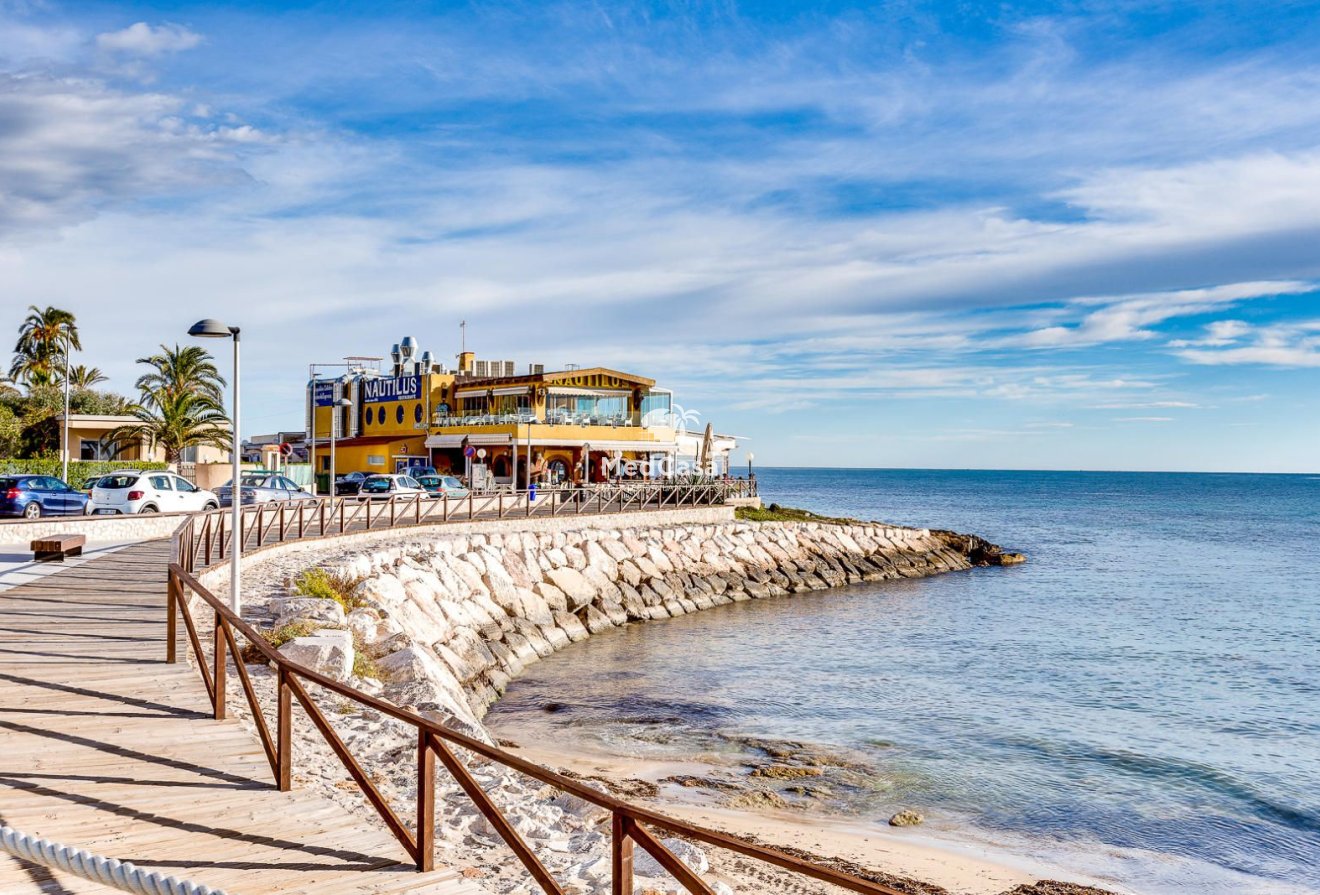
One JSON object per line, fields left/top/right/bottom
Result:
{"left": 736, "top": 503, "right": 862, "bottom": 526}
{"left": 292, "top": 567, "right": 366, "bottom": 610}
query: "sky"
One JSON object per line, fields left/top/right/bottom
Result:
{"left": 2, "top": 1, "right": 1320, "bottom": 472}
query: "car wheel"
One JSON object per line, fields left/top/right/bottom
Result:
{"left": 23, "top": 502, "right": 41, "bottom": 519}
{"left": 139, "top": 504, "right": 159, "bottom": 514}
{"left": 203, "top": 501, "right": 218, "bottom": 511}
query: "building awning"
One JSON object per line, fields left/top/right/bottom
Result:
{"left": 547, "top": 387, "right": 632, "bottom": 398}
{"left": 426, "top": 434, "right": 679, "bottom": 452}
{"left": 454, "top": 386, "right": 530, "bottom": 398}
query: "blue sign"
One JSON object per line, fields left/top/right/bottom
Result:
{"left": 312, "top": 381, "right": 336, "bottom": 407}
{"left": 361, "top": 375, "right": 421, "bottom": 404}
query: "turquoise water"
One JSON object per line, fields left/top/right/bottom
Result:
{"left": 488, "top": 469, "right": 1320, "bottom": 894}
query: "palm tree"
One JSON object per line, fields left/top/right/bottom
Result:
{"left": 11, "top": 306, "right": 80, "bottom": 386}
{"left": 133, "top": 344, "right": 225, "bottom": 406}
{"left": 110, "top": 345, "right": 231, "bottom": 465}
{"left": 68, "top": 365, "right": 108, "bottom": 388}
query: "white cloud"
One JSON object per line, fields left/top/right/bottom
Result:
{"left": 96, "top": 22, "right": 202, "bottom": 56}
{"left": 1018, "top": 283, "right": 1311, "bottom": 348}
{"left": 1176, "top": 321, "right": 1320, "bottom": 368}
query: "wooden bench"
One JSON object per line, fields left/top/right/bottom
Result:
{"left": 30, "top": 534, "right": 86, "bottom": 563}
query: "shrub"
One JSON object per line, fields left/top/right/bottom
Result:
{"left": 0, "top": 458, "right": 169, "bottom": 490}
{"left": 292, "top": 567, "right": 365, "bottom": 610}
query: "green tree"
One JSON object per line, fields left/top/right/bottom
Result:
{"left": 111, "top": 345, "right": 231, "bottom": 465}
{"left": 68, "top": 365, "right": 108, "bottom": 388}
{"left": 11, "top": 306, "right": 80, "bottom": 386}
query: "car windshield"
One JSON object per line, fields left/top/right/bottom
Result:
{"left": 361, "top": 477, "right": 392, "bottom": 491}
{"left": 416, "top": 476, "right": 440, "bottom": 486}
{"left": 97, "top": 474, "right": 139, "bottom": 489}
{"left": 241, "top": 474, "right": 269, "bottom": 487}
{"left": 441, "top": 476, "right": 464, "bottom": 488}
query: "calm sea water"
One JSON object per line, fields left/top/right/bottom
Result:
{"left": 488, "top": 469, "right": 1320, "bottom": 894}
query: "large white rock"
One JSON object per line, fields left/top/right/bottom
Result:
{"left": 271, "top": 597, "right": 346, "bottom": 629}
{"left": 278, "top": 630, "right": 353, "bottom": 681}
{"left": 546, "top": 567, "right": 595, "bottom": 610}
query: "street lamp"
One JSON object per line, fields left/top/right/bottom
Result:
{"left": 61, "top": 325, "right": 73, "bottom": 484}
{"left": 329, "top": 397, "right": 351, "bottom": 494}
{"left": 747, "top": 451, "right": 755, "bottom": 479}
{"left": 188, "top": 318, "right": 241, "bottom": 613}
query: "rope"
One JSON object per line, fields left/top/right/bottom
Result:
{"left": 1, "top": 825, "right": 230, "bottom": 895}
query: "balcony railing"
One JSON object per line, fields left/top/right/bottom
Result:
{"left": 432, "top": 411, "right": 643, "bottom": 428}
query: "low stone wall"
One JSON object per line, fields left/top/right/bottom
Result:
{"left": 0, "top": 512, "right": 187, "bottom": 544}
{"left": 239, "top": 509, "right": 1015, "bottom": 739}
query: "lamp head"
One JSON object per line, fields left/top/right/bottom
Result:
{"left": 748, "top": 452, "right": 755, "bottom": 462}
{"left": 189, "top": 318, "right": 236, "bottom": 338}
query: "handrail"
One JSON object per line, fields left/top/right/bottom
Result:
{"left": 176, "top": 479, "right": 757, "bottom": 575}
{"left": 162, "top": 478, "right": 911, "bottom": 895}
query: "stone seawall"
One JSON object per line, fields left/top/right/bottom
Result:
{"left": 0, "top": 511, "right": 189, "bottom": 544}
{"left": 241, "top": 510, "right": 1020, "bottom": 739}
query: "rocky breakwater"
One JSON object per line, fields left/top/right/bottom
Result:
{"left": 230, "top": 514, "right": 1027, "bottom": 895}
{"left": 249, "top": 517, "right": 1024, "bottom": 738}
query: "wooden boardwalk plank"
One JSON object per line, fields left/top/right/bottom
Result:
{"left": 0, "top": 540, "right": 488, "bottom": 895}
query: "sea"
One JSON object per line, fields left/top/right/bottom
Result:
{"left": 486, "top": 468, "right": 1320, "bottom": 894}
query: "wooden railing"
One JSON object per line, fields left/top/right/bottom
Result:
{"left": 164, "top": 478, "right": 907, "bottom": 895}
{"left": 177, "top": 479, "right": 757, "bottom": 575}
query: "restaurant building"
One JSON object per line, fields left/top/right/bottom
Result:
{"left": 307, "top": 338, "right": 737, "bottom": 487}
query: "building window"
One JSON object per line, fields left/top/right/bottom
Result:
{"left": 396, "top": 405, "right": 405, "bottom": 425}
{"left": 414, "top": 404, "right": 423, "bottom": 423}
{"left": 377, "top": 406, "right": 386, "bottom": 425}
{"left": 547, "top": 459, "right": 569, "bottom": 484}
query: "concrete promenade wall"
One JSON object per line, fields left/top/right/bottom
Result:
{"left": 0, "top": 512, "right": 188, "bottom": 544}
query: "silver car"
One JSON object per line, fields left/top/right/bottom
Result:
{"left": 216, "top": 473, "right": 318, "bottom": 507}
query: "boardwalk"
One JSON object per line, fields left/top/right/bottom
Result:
{"left": 0, "top": 541, "right": 487, "bottom": 895}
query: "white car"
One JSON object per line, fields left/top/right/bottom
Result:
{"left": 91, "top": 470, "right": 220, "bottom": 515}
{"left": 356, "top": 474, "right": 428, "bottom": 500}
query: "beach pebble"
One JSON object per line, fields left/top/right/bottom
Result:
{"left": 889, "top": 809, "right": 924, "bottom": 827}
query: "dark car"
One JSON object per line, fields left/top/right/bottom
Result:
{"left": 0, "top": 475, "right": 92, "bottom": 518}
{"left": 333, "top": 471, "right": 372, "bottom": 496}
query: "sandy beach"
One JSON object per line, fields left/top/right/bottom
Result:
{"left": 487, "top": 717, "right": 1118, "bottom": 895}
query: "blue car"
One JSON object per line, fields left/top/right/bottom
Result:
{"left": 0, "top": 475, "right": 92, "bottom": 518}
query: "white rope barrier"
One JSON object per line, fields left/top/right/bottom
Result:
{"left": 1, "top": 825, "right": 230, "bottom": 895}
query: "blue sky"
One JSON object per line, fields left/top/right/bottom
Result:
{"left": 2, "top": 1, "right": 1319, "bottom": 471}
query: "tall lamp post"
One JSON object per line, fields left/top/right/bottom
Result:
{"left": 188, "top": 319, "right": 241, "bottom": 612}
{"left": 61, "top": 327, "right": 72, "bottom": 484}
{"left": 747, "top": 452, "right": 755, "bottom": 479}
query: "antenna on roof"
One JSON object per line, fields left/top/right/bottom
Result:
{"left": 460, "top": 320, "right": 466, "bottom": 354}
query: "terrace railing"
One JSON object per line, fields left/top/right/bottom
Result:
{"left": 165, "top": 487, "right": 905, "bottom": 895}
{"left": 177, "top": 479, "right": 757, "bottom": 575}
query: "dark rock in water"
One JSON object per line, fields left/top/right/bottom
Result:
{"left": 749, "top": 764, "right": 824, "bottom": 780}
{"left": 1002, "top": 883, "right": 1120, "bottom": 895}
{"left": 889, "top": 809, "right": 924, "bottom": 827}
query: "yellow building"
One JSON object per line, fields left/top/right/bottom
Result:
{"left": 308, "top": 341, "right": 736, "bottom": 487}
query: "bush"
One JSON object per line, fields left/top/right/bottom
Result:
{"left": 0, "top": 458, "right": 169, "bottom": 490}
{"left": 292, "top": 567, "right": 365, "bottom": 610}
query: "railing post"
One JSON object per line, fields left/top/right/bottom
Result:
{"left": 498, "top": 491, "right": 503, "bottom": 518}
{"left": 612, "top": 812, "right": 633, "bottom": 895}
{"left": 166, "top": 571, "right": 178, "bottom": 663}
{"left": 339, "top": 499, "right": 346, "bottom": 534}
{"left": 213, "top": 611, "right": 227, "bottom": 721}
{"left": 277, "top": 667, "right": 292, "bottom": 791}
{"left": 417, "top": 729, "right": 435, "bottom": 872}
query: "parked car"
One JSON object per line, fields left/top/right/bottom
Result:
{"left": 357, "top": 474, "right": 428, "bottom": 500}
{"left": 216, "top": 473, "right": 317, "bottom": 507}
{"left": 0, "top": 475, "right": 92, "bottom": 518}
{"left": 414, "top": 473, "right": 469, "bottom": 499}
{"left": 91, "top": 471, "right": 219, "bottom": 515}
{"left": 333, "top": 471, "right": 371, "bottom": 496}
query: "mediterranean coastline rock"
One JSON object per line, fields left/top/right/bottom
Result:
{"left": 248, "top": 516, "right": 1016, "bottom": 737}
{"left": 889, "top": 810, "right": 925, "bottom": 827}
{"left": 229, "top": 512, "right": 1022, "bottom": 895}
